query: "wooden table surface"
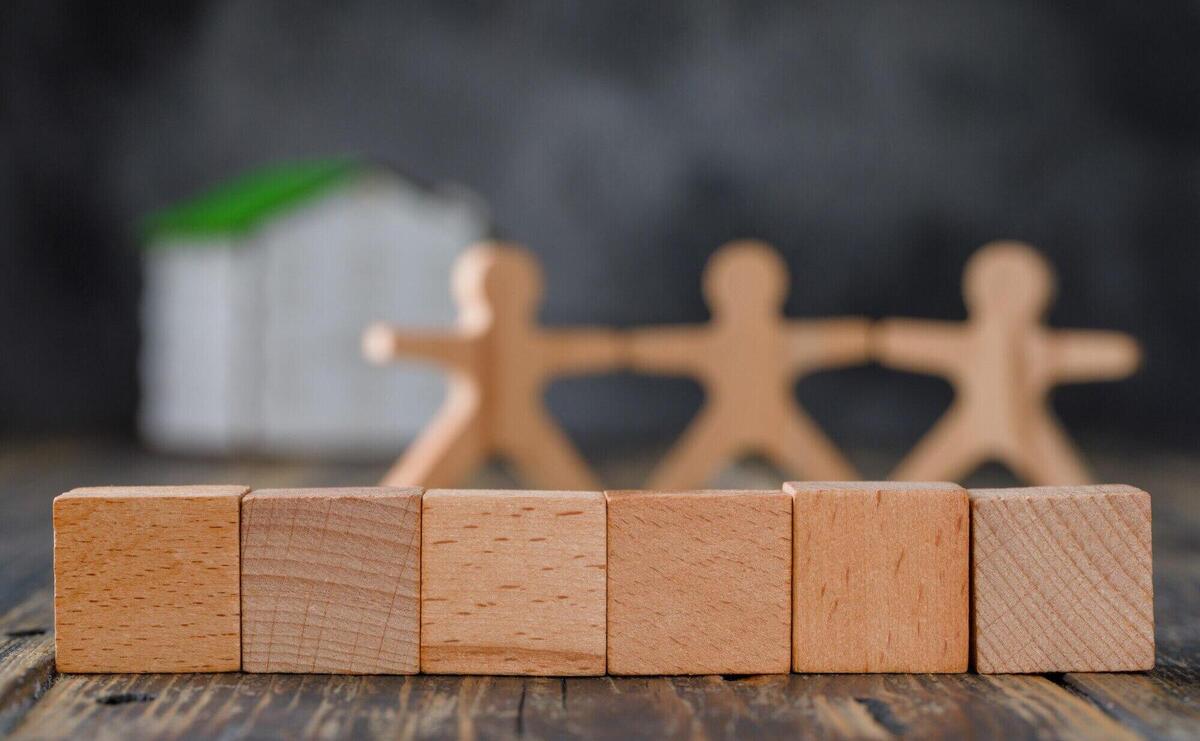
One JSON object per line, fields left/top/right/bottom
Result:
{"left": 0, "top": 438, "right": 1195, "bottom": 740}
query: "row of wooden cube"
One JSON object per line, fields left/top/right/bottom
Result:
{"left": 53, "top": 482, "right": 1154, "bottom": 675}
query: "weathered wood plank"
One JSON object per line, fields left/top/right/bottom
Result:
{"left": 526, "top": 673, "right": 1142, "bottom": 741}
{"left": 1064, "top": 670, "right": 1199, "bottom": 741}
{"left": 545, "top": 676, "right": 708, "bottom": 740}
{"left": 607, "top": 674, "right": 1141, "bottom": 740}
{"left": 9, "top": 670, "right": 1145, "bottom": 741}
{"left": 0, "top": 589, "right": 55, "bottom": 735}
{"left": 1061, "top": 556, "right": 1200, "bottom": 741}
{"left": 8, "top": 673, "right": 534, "bottom": 740}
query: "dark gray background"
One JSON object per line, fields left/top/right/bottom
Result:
{"left": 2, "top": 1, "right": 1198, "bottom": 452}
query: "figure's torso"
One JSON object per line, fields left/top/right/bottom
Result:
{"left": 958, "top": 319, "right": 1048, "bottom": 452}
{"left": 701, "top": 316, "right": 797, "bottom": 434}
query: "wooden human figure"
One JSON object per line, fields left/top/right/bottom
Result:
{"left": 875, "top": 241, "right": 1141, "bottom": 485}
{"left": 363, "top": 242, "right": 621, "bottom": 489}
{"left": 630, "top": 240, "right": 870, "bottom": 488}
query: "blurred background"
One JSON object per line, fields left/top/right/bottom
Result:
{"left": 3, "top": 0, "right": 1199, "bottom": 463}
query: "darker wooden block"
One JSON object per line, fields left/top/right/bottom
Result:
{"left": 971, "top": 484, "right": 1154, "bottom": 673}
{"left": 606, "top": 489, "right": 792, "bottom": 675}
{"left": 240, "top": 487, "right": 422, "bottom": 674}
{"left": 53, "top": 485, "right": 246, "bottom": 673}
{"left": 420, "top": 489, "right": 607, "bottom": 675}
{"left": 788, "top": 481, "right": 969, "bottom": 672}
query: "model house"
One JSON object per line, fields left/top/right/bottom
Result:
{"left": 139, "top": 159, "right": 490, "bottom": 454}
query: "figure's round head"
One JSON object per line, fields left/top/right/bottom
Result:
{"left": 453, "top": 241, "right": 544, "bottom": 317}
{"left": 702, "top": 240, "right": 789, "bottom": 316}
{"left": 963, "top": 241, "right": 1056, "bottom": 319}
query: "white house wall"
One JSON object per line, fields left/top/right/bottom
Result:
{"left": 139, "top": 239, "right": 264, "bottom": 452}
{"left": 258, "top": 173, "right": 489, "bottom": 455}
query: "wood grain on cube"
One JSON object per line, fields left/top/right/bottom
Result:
{"left": 53, "top": 485, "right": 245, "bottom": 673}
{"left": 787, "top": 481, "right": 969, "bottom": 673}
{"left": 606, "top": 489, "right": 792, "bottom": 675}
{"left": 971, "top": 484, "right": 1154, "bottom": 673}
{"left": 420, "top": 489, "right": 606, "bottom": 675}
{"left": 240, "top": 487, "right": 421, "bottom": 674}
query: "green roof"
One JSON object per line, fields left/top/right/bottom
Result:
{"left": 142, "top": 158, "right": 363, "bottom": 244}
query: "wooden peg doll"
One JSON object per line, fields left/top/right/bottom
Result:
{"left": 364, "top": 242, "right": 622, "bottom": 489}
{"left": 629, "top": 240, "right": 870, "bottom": 488}
{"left": 875, "top": 241, "right": 1141, "bottom": 485}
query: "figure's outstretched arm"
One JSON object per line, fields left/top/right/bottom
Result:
{"left": 505, "top": 406, "right": 603, "bottom": 490}
{"left": 362, "top": 323, "right": 475, "bottom": 370}
{"left": 380, "top": 377, "right": 486, "bottom": 488}
{"left": 540, "top": 328, "right": 625, "bottom": 375}
{"left": 1011, "top": 412, "right": 1093, "bottom": 486}
{"left": 645, "top": 407, "right": 733, "bottom": 489}
{"left": 872, "top": 319, "right": 968, "bottom": 377}
{"left": 890, "top": 405, "right": 984, "bottom": 482}
{"left": 788, "top": 317, "right": 871, "bottom": 373}
{"left": 764, "top": 406, "right": 859, "bottom": 480}
{"left": 626, "top": 325, "right": 709, "bottom": 376}
{"left": 1043, "top": 330, "right": 1141, "bottom": 385}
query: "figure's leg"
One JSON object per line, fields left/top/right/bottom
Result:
{"left": 764, "top": 406, "right": 859, "bottom": 480}
{"left": 1010, "top": 412, "right": 1093, "bottom": 485}
{"left": 380, "top": 380, "right": 486, "bottom": 488}
{"left": 646, "top": 408, "right": 733, "bottom": 490}
{"left": 505, "top": 406, "right": 603, "bottom": 491}
{"left": 890, "top": 406, "right": 985, "bottom": 482}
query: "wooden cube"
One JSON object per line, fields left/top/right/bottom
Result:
{"left": 787, "top": 481, "right": 968, "bottom": 673}
{"left": 971, "top": 485, "right": 1154, "bottom": 673}
{"left": 53, "top": 485, "right": 246, "bottom": 673}
{"left": 240, "top": 487, "right": 422, "bottom": 674}
{"left": 606, "top": 490, "right": 792, "bottom": 675}
{"left": 421, "top": 489, "right": 606, "bottom": 675}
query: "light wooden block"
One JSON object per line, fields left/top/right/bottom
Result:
{"left": 53, "top": 485, "right": 245, "bottom": 673}
{"left": 971, "top": 484, "right": 1155, "bottom": 673}
{"left": 787, "top": 481, "right": 969, "bottom": 673}
{"left": 606, "top": 489, "right": 792, "bottom": 675}
{"left": 420, "top": 489, "right": 606, "bottom": 675}
{"left": 240, "top": 487, "right": 421, "bottom": 674}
